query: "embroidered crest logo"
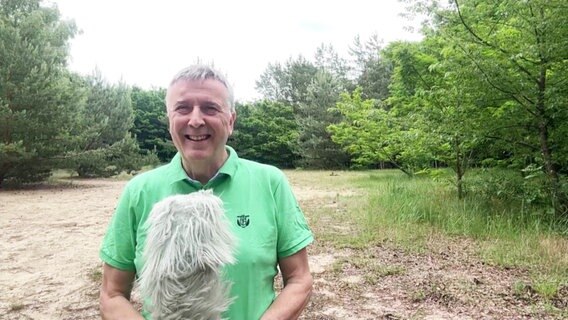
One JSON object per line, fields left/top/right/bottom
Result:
{"left": 236, "top": 215, "right": 250, "bottom": 228}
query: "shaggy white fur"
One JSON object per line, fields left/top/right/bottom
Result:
{"left": 137, "top": 190, "right": 236, "bottom": 320}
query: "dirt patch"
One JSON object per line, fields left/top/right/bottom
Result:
{"left": 0, "top": 176, "right": 566, "bottom": 319}
{"left": 0, "top": 179, "right": 123, "bottom": 320}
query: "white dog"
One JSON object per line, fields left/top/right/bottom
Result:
{"left": 137, "top": 190, "right": 236, "bottom": 320}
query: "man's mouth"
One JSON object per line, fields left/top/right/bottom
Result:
{"left": 184, "top": 134, "right": 210, "bottom": 142}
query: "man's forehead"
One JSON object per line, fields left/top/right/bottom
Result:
{"left": 168, "top": 78, "right": 227, "bottom": 90}
{"left": 168, "top": 79, "right": 227, "bottom": 97}
{"left": 166, "top": 79, "right": 231, "bottom": 110}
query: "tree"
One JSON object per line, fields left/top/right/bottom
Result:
{"left": 329, "top": 87, "right": 430, "bottom": 175}
{"left": 78, "top": 72, "right": 133, "bottom": 147}
{"left": 66, "top": 73, "right": 154, "bottom": 177}
{"left": 130, "top": 86, "right": 175, "bottom": 162}
{"left": 349, "top": 34, "right": 393, "bottom": 101}
{"left": 256, "top": 51, "right": 352, "bottom": 169}
{"left": 385, "top": 40, "right": 484, "bottom": 198}
{"left": 314, "top": 43, "right": 353, "bottom": 92}
{"left": 0, "top": 0, "right": 78, "bottom": 186}
{"left": 255, "top": 56, "right": 319, "bottom": 108}
{"left": 297, "top": 70, "right": 351, "bottom": 169}
{"left": 413, "top": 0, "right": 568, "bottom": 214}
{"left": 229, "top": 101, "right": 299, "bottom": 168}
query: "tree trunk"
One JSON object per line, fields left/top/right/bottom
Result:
{"left": 537, "top": 120, "right": 566, "bottom": 216}
{"left": 536, "top": 66, "right": 566, "bottom": 216}
{"left": 455, "top": 135, "right": 464, "bottom": 199}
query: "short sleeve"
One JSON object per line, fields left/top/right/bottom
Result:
{"left": 99, "top": 185, "right": 138, "bottom": 271}
{"left": 274, "top": 173, "right": 314, "bottom": 258}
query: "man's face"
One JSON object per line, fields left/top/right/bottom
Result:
{"left": 166, "top": 79, "right": 235, "bottom": 169}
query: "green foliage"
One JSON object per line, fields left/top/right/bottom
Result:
{"left": 130, "top": 86, "right": 175, "bottom": 162}
{"left": 415, "top": 0, "right": 568, "bottom": 214}
{"left": 229, "top": 101, "right": 299, "bottom": 168}
{"left": 65, "top": 73, "right": 150, "bottom": 177}
{"left": 256, "top": 51, "right": 353, "bottom": 169}
{"left": 0, "top": 0, "right": 78, "bottom": 187}
{"left": 465, "top": 167, "right": 549, "bottom": 206}
{"left": 385, "top": 39, "right": 486, "bottom": 197}
{"left": 107, "top": 134, "right": 160, "bottom": 173}
{"left": 69, "top": 134, "right": 159, "bottom": 178}
{"left": 83, "top": 72, "right": 133, "bottom": 143}
{"left": 0, "top": 140, "right": 51, "bottom": 186}
{"left": 329, "top": 88, "right": 430, "bottom": 174}
{"left": 330, "top": 39, "right": 483, "bottom": 179}
{"left": 328, "top": 88, "right": 381, "bottom": 168}
{"left": 255, "top": 56, "right": 319, "bottom": 106}
{"left": 349, "top": 34, "right": 392, "bottom": 101}
{"left": 296, "top": 70, "right": 350, "bottom": 169}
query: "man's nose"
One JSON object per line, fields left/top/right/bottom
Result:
{"left": 187, "top": 107, "right": 205, "bottom": 128}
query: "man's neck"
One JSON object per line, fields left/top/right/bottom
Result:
{"left": 181, "top": 151, "right": 228, "bottom": 185}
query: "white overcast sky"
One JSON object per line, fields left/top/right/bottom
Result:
{"left": 48, "top": 0, "right": 423, "bottom": 101}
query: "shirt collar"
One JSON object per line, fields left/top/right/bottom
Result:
{"left": 168, "top": 146, "right": 239, "bottom": 185}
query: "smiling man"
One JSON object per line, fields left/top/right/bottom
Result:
{"left": 99, "top": 64, "right": 314, "bottom": 320}
{"left": 166, "top": 75, "right": 236, "bottom": 183}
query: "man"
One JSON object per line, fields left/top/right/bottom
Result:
{"left": 99, "top": 64, "right": 314, "bottom": 319}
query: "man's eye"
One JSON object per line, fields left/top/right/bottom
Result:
{"left": 176, "top": 105, "right": 190, "bottom": 113}
{"left": 203, "top": 105, "right": 219, "bottom": 115}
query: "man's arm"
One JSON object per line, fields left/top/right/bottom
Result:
{"left": 99, "top": 263, "right": 144, "bottom": 320}
{"left": 261, "top": 248, "right": 313, "bottom": 320}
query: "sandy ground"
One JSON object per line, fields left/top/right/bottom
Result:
{"left": 0, "top": 179, "right": 121, "bottom": 320}
{"left": 0, "top": 176, "right": 566, "bottom": 319}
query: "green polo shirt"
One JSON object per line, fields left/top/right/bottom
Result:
{"left": 100, "top": 146, "right": 313, "bottom": 320}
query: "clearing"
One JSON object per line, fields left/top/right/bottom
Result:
{"left": 0, "top": 172, "right": 565, "bottom": 319}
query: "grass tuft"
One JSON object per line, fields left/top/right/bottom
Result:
{"left": 9, "top": 303, "right": 25, "bottom": 312}
{"left": 88, "top": 266, "right": 103, "bottom": 283}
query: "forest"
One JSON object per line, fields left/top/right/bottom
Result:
{"left": 1, "top": 0, "right": 567, "bottom": 221}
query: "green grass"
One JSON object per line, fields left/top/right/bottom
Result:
{"left": 88, "top": 266, "right": 103, "bottom": 283}
{"left": 290, "top": 169, "right": 568, "bottom": 302}
{"left": 356, "top": 171, "right": 566, "bottom": 266}
{"left": 49, "top": 165, "right": 159, "bottom": 182}
{"left": 50, "top": 169, "right": 78, "bottom": 179}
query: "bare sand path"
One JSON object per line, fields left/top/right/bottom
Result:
{"left": 1, "top": 179, "right": 124, "bottom": 319}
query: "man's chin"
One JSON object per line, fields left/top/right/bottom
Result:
{"left": 182, "top": 150, "right": 211, "bottom": 162}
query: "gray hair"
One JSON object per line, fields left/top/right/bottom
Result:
{"left": 169, "top": 64, "right": 235, "bottom": 112}
{"left": 137, "top": 190, "right": 236, "bottom": 319}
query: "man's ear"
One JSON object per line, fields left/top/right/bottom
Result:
{"left": 228, "top": 112, "right": 237, "bottom": 135}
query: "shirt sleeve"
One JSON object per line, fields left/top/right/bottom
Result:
{"left": 274, "top": 172, "right": 314, "bottom": 258}
{"left": 99, "top": 185, "right": 138, "bottom": 271}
